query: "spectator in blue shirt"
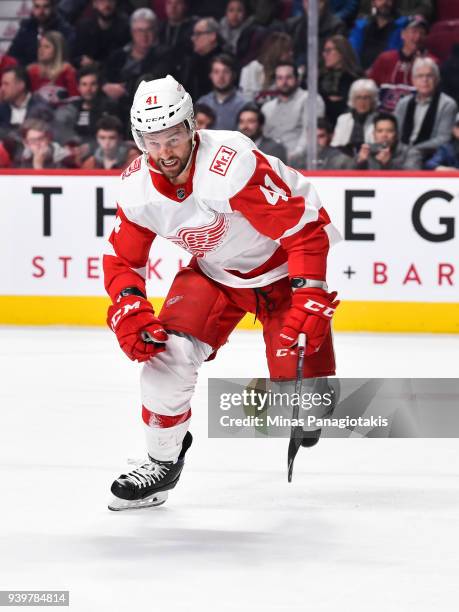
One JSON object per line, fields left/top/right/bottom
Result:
{"left": 349, "top": 0, "right": 408, "bottom": 70}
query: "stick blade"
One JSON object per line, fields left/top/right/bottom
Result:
{"left": 287, "top": 435, "right": 302, "bottom": 482}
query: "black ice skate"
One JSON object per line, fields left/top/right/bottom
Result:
{"left": 108, "top": 432, "right": 193, "bottom": 511}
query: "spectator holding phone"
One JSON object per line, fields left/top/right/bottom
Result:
{"left": 355, "top": 111, "right": 421, "bottom": 169}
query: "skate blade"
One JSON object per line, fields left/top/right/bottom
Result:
{"left": 108, "top": 491, "right": 168, "bottom": 511}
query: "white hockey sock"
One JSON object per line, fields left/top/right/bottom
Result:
{"left": 143, "top": 418, "right": 190, "bottom": 462}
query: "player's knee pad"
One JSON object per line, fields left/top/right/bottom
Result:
{"left": 140, "top": 332, "right": 212, "bottom": 417}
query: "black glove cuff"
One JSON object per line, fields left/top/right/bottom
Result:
{"left": 116, "top": 286, "right": 147, "bottom": 302}
{"left": 290, "top": 277, "right": 328, "bottom": 291}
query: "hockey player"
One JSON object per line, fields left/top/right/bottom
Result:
{"left": 104, "top": 75, "right": 340, "bottom": 510}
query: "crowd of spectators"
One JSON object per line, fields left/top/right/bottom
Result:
{"left": 0, "top": 0, "right": 459, "bottom": 170}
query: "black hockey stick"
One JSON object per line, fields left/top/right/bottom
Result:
{"left": 287, "top": 333, "right": 306, "bottom": 482}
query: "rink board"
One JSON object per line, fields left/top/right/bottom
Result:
{"left": 0, "top": 295, "right": 458, "bottom": 333}
{"left": 1, "top": 169, "right": 458, "bottom": 332}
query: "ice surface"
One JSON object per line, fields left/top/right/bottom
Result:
{"left": 0, "top": 327, "right": 458, "bottom": 611}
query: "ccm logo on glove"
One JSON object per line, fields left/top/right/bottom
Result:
{"left": 107, "top": 294, "right": 168, "bottom": 362}
{"left": 302, "top": 299, "right": 336, "bottom": 318}
{"left": 279, "top": 288, "right": 339, "bottom": 356}
{"left": 110, "top": 300, "right": 141, "bottom": 330}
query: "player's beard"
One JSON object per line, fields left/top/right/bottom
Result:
{"left": 158, "top": 155, "right": 188, "bottom": 179}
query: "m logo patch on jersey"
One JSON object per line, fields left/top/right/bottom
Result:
{"left": 167, "top": 212, "right": 230, "bottom": 257}
{"left": 209, "top": 146, "right": 236, "bottom": 176}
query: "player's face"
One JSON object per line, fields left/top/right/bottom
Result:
{"left": 374, "top": 120, "right": 396, "bottom": 146}
{"left": 78, "top": 74, "right": 99, "bottom": 100}
{"left": 238, "top": 111, "right": 260, "bottom": 139}
{"left": 143, "top": 124, "right": 193, "bottom": 179}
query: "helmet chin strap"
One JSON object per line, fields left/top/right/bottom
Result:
{"left": 144, "top": 127, "right": 196, "bottom": 176}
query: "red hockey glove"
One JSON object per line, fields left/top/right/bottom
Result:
{"left": 107, "top": 295, "right": 168, "bottom": 362}
{"left": 279, "top": 288, "right": 340, "bottom": 356}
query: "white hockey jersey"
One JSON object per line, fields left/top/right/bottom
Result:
{"left": 103, "top": 129, "right": 339, "bottom": 301}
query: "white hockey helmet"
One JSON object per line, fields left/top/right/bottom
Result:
{"left": 130, "top": 75, "right": 195, "bottom": 152}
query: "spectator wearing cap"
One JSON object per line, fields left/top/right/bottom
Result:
{"left": 286, "top": 0, "right": 346, "bottom": 72}
{"left": 0, "top": 67, "right": 53, "bottom": 140}
{"left": 354, "top": 111, "right": 422, "bottom": 169}
{"left": 73, "top": 0, "right": 130, "bottom": 67}
{"left": 237, "top": 105, "right": 287, "bottom": 162}
{"left": 349, "top": 0, "right": 408, "bottom": 70}
{"left": 368, "top": 14, "right": 437, "bottom": 112}
{"left": 394, "top": 57, "right": 458, "bottom": 159}
{"left": 103, "top": 8, "right": 173, "bottom": 102}
{"left": 181, "top": 18, "right": 225, "bottom": 100}
{"left": 425, "top": 114, "right": 459, "bottom": 171}
{"left": 9, "top": 0, "right": 74, "bottom": 66}
{"left": 54, "top": 65, "right": 121, "bottom": 146}
{"left": 197, "top": 54, "right": 248, "bottom": 130}
{"left": 194, "top": 103, "right": 216, "bottom": 129}
{"left": 331, "top": 78, "right": 378, "bottom": 154}
{"left": 261, "top": 62, "right": 325, "bottom": 167}
{"left": 82, "top": 115, "right": 139, "bottom": 170}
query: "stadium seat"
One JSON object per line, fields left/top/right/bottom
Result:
{"left": 425, "top": 21, "right": 459, "bottom": 62}
{"left": 436, "top": 0, "right": 459, "bottom": 21}
{"left": 280, "top": 0, "right": 293, "bottom": 20}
